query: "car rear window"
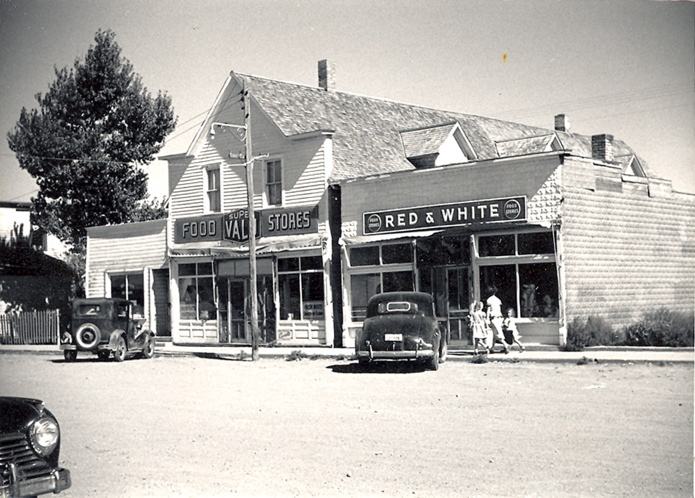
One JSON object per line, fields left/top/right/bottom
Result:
{"left": 77, "top": 304, "right": 101, "bottom": 316}
{"left": 378, "top": 301, "right": 418, "bottom": 314}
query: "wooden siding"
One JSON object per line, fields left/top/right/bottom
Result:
{"left": 561, "top": 158, "right": 695, "bottom": 328}
{"left": 87, "top": 220, "right": 167, "bottom": 274}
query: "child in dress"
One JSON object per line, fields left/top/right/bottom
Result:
{"left": 470, "top": 301, "right": 488, "bottom": 355}
{"left": 502, "top": 308, "right": 525, "bottom": 352}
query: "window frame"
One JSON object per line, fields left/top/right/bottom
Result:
{"left": 475, "top": 230, "right": 558, "bottom": 320}
{"left": 346, "top": 242, "right": 415, "bottom": 322}
{"left": 264, "top": 158, "right": 283, "bottom": 207}
{"left": 204, "top": 164, "right": 222, "bottom": 213}
{"left": 276, "top": 255, "right": 325, "bottom": 321}
{"left": 177, "top": 262, "right": 216, "bottom": 321}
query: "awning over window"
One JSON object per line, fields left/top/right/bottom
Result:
{"left": 339, "top": 230, "right": 443, "bottom": 246}
{"left": 169, "top": 233, "right": 323, "bottom": 259}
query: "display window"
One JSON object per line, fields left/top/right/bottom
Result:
{"left": 178, "top": 262, "right": 216, "bottom": 320}
{"left": 348, "top": 243, "right": 414, "bottom": 321}
{"left": 277, "top": 256, "right": 324, "bottom": 320}
{"left": 110, "top": 272, "right": 144, "bottom": 312}
{"left": 477, "top": 231, "right": 558, "bottom": 319}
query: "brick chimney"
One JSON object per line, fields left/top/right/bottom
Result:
{"left": 318, "top": 59, "right": 335, "bottom": 91}
{"left": 591, "top": 134, "right": 614, "bottom": 162}
{"left": 554, "top": 114, "right": 570, "bottom": 132}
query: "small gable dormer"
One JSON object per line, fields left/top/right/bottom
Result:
{"left": 618, "top": 154, "right": 647, "bottom": 177}
{"left": 495, "top": 133, "right": 563, "bottom": 158}
{"left": 400, "top": 122, "right": 476, "bottom": 169}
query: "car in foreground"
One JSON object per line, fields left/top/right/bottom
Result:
{"left": 0, "top": 397, "right": 71, "bottom": 497}
{"left": 60, "top": 298, "right": 155, "bottom": 362}
{"left": 356, "top": 292, "right": 448, "bottom": 370}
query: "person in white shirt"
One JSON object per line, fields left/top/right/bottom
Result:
{"left": 485, "top": 286, "right": 510, "bottom": 353}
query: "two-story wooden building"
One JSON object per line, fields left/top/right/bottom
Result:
{"left": 84, "top": 61, "right": 695, "bottom": 348}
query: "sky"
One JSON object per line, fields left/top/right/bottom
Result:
{"left": 0, "top": 0, "right": 693, "bottom": 203}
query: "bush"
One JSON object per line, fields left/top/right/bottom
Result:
{"left": 623, "top": 308, "right": 694, "bottom": 347}
{"left": 563, "top": 315, "right": 618, "bottom": 351}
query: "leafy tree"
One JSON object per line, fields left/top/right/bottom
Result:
{"left": 7, "top": 29, "right": 176, "bottom": 252}
{"left": 131, "top": 196, "right": 168, "bottom": 222}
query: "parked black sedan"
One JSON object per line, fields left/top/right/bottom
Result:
{"left": 356, "top": 292, "right": 448, "bottom": 370}
{"left": 0, "top": 397, "right": 71, "bottom": 497}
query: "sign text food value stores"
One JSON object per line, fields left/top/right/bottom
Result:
{"left": 175, "top": 206, "right": 318, "bottom": 244}
{"left": 363, "top": 197, "right": 526, "bottom": 235}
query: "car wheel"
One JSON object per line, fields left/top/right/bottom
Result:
{"left": 142, "top": 335, "right": 155, "bottom": 359}
{"left": 97, "top": 350, "right": 110, "bottom": 360}
{"left": 113, "top": 336, "right": 127, "bottom": 362}
{"left": 439, "top": 340, "right": 448, "bottom": 364}
{"left": 75, "top": 323, "right": 100, "bottom": 349}
{"left": 428, "top": 347, "right": 440, "bottom": 371}
{"left": 64, "top": 350, "right": 77, "bottom": 362}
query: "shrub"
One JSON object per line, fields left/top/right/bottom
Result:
{"left": 623, "top": 308, "right": 694, "bottom": 347}
{"left": 563, "top": 315, "right": 618, "bottom": 351}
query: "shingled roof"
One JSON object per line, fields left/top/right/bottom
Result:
{"left": 237, "top": 73, "right": 651, "bottom": 182}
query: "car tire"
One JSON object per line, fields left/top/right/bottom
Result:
{"left": 113, "top": 336, "right": 127, "bottom": 362}
{"left": 64, "top": 349, "right": 77, "bottom": 362}
{"left": 97, "top": 350, "right": 110, "bottom": 361}
{"left": 428, "top": 347, "right": 440, "bottom": 371}
{"left": 75, "top": 323, "right": 100, "bottom": 349}
{"left": 439, "top": 340, "right": 448, "bottom": 364}
{"left": 142, "top": 335, "right": 155, "bottom": 359}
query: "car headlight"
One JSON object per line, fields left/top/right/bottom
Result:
{"left": 30, "top": 417, "right": 59, "bottom": 456}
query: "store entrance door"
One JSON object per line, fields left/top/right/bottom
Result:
{"left": 433, "top": 266, "right": 471, "bottom": 346}
{"left": 219, "top": 278, "right": 249, "bottom": 344}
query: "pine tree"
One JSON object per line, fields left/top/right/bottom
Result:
{"left": 7, "top": 29, "right": 176, "bottom": 251}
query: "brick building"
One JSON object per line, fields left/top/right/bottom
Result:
{"left": 84, "top": 62, "right": 695, "bottom": 347}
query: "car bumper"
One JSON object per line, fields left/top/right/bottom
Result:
{"left": 0, "top": 467, "right": 71, "bottom": 497}
{"left": 356, "top": 349, "right": 435, "bottom": 360}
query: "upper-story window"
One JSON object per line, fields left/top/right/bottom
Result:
{"left": 206, "top": 167, "right": 221, "bottom": 212}
{"left": 265, "top": 159, "right": 282, "bottom": 206}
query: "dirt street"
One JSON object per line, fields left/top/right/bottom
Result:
{"left": 1, "top": 353, "right": 692, "bottom": 497}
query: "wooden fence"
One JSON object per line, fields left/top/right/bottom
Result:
{"left": 0, "top": 310, "right": 60, "bottom": 345}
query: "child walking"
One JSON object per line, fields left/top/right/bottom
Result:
{"left": 470, "top": 301, "right": 489, "bottom": 354}
{"left": 502, "top": 307, "right": 525, "bottom": 352}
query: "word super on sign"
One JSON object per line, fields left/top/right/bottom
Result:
{"left": 363, "top": 197, "right": 526, "bottom": 234}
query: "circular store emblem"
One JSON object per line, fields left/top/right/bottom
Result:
{"left": 366, "top": 214, "right": 382, "bottom": 233}
{"left": 503, "top": 199, "right": 522, "bottom": 219}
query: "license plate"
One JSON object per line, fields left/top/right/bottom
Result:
{"left": 384, "top": 333, "right": 403, "bottom": 342}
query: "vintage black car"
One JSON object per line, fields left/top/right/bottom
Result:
{"left": 60, "top": 298, "right": 155, "bottom": 362}
{"left": 356, "top": 292, "right": 448, "bottom": 370}
{"left": 0, "top": 397, "right": 71, "bottom": 497}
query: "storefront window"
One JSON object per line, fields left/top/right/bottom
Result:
{"left": 477, "top": 231, "right": 558, "bottom": 319}
{"left": 519, "top": 263, "right": 558, "bottom": 317}
{"left": 111, "top": 273, "right": 144, "bottom": 312}
{"left": 277, "top": 256, "right": 324, "bottom": 320}
{"left": 348, "top": 243, "right": 415, "bottom": 321}
{"left": 178, "top": 263, "right": 216, "bottom": 320}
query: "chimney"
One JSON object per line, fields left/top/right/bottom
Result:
{"left": 318, "top": 59, "right": 335, "bottom": 91}
{"left": 554, "top": 114, "right": 570, "bottom": 132}
{"left": 591, "top": 134, "right": 614, "bottom": 162}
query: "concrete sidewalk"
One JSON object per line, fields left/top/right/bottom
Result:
{"left": 1, "top": 343, "right": 692, "bottom": 364}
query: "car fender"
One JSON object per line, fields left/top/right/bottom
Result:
{"left": 107, "top": 330, "right": 127, "bottom": 350}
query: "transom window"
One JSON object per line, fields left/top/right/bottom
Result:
{"left": 265, "top": 159, "right": 282, "bottom": 206}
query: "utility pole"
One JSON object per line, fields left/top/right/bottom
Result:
{"left": 242, "top": 81, "right": 261, "bottom": 362}
{"left": 211, "top": 80, "right": 266, "bottom": 361}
